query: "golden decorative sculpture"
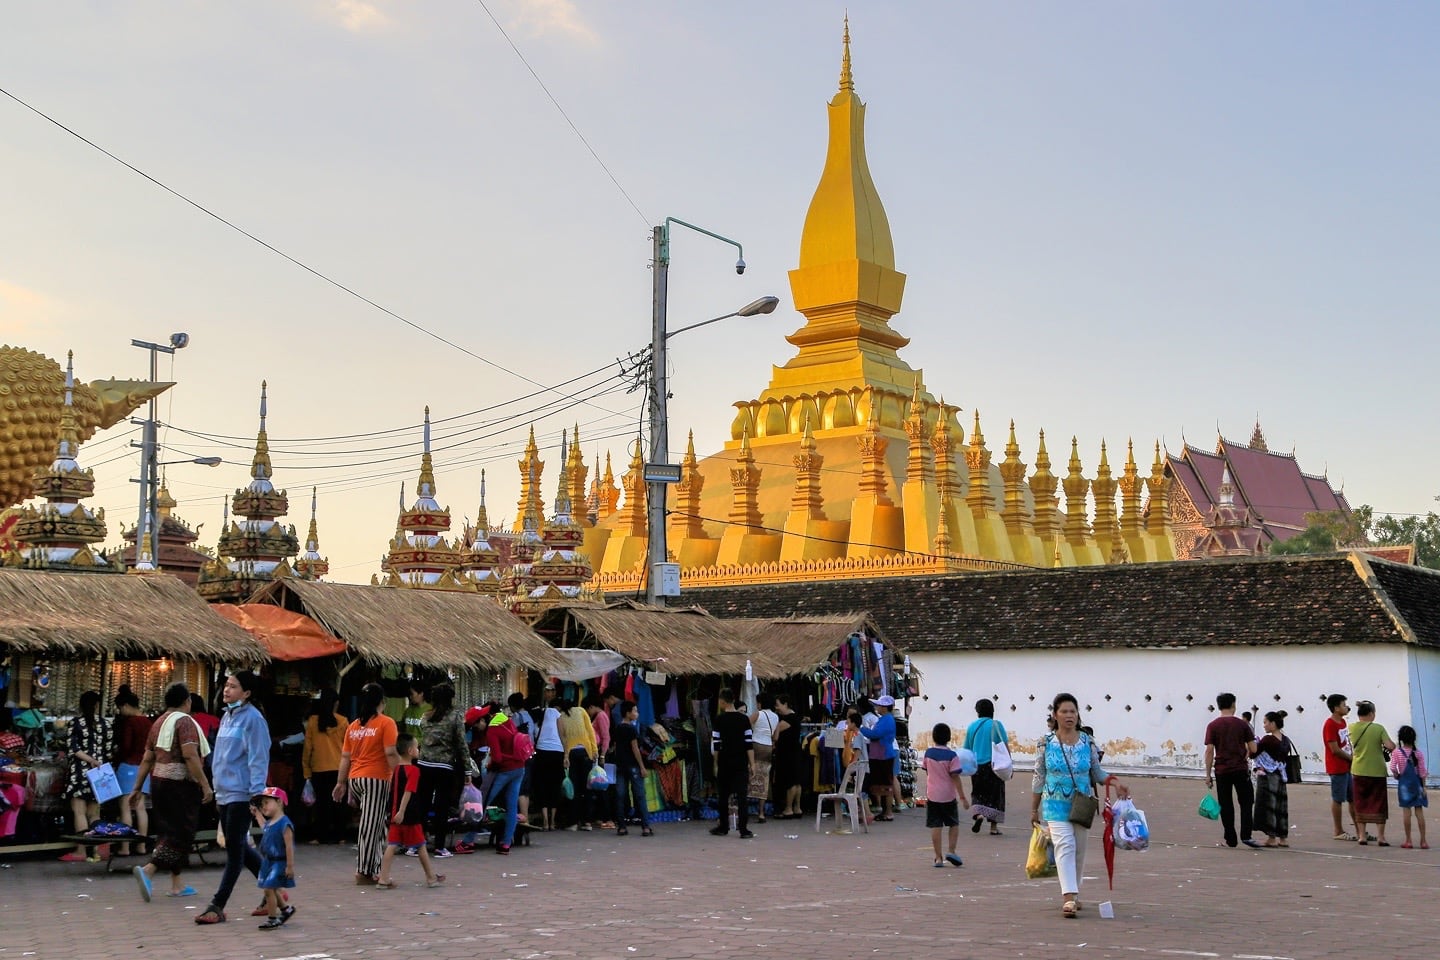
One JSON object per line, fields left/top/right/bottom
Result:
{"left": 0, "top": 344, "right": 171, "bottom": 509}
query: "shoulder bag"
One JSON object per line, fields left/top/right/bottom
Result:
{"left": 990, "top": 719, "right": 1014, "bottom": 781}
{"left": 1283, "top": 736, "right": 1303, "bottom": 784}
{"left": 1059, "top": 735, "right": 1099, "bottom": 828}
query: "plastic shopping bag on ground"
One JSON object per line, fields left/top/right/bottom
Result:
{"left": 1197, "top": 793, "right": 1220, "bottom": 820}
{"left": 1026, "top": 824, "right": 1057, "bottom": 879}
{"left": 1111, "top": 797, "right": 1150, "bottom": 851}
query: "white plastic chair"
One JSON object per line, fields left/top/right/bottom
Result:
{"left": 815, "top": 760, "right": 869, "bottom": 834}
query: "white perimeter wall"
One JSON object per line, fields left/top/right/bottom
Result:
{"left": 908, "top": 643, "right": 1436, "bottom": 783}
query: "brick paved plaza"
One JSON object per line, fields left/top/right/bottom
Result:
{"left": 2, "top": 775, "right": 1429, "bottom": 960}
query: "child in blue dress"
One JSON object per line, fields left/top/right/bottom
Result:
{"left": 253, "top": 786, "right": 296, "bottom": 929}
{"left": 1389, "top": 725, "right": 1428, "bottom": 849}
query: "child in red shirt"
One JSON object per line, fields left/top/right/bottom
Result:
{"left": 375, "top": 735, "right": 443, "bottom": 889}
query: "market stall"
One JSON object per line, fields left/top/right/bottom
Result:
{"left": 0, "top": 569, "right": 265, "bottom": 855}
{"left": 531, "top": 601, "right": 774, "bottom": 819}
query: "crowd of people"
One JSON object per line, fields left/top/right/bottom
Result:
{"left": 27, "top": 675, "right": 1433, "bottom": 929}
{"left": 1202, "top": 691, "right": 1428, "bottom": 852}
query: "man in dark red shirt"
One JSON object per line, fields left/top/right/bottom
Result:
{"left": 1204, "top": 692, "right": 1258, "bottom": 848}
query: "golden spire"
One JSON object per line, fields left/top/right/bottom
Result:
{"left": 965, "top": 410, "right": 993, "bottom": 515}
{"left": 155, "top": 482, "right": 177, "bottom": 519}
{"left": 839, "top": 14, "right": 854, "bottom": 92}
{"left": 1062, "top": 437, "right": 1090, "bottom": 544}
{"left": 296, "top": 486, "right": 329, "bottom": 580}
{"left": 553, "top": 429, "right": 571, "bottom": 520}
{"left": 770, "top": 14, "right": 910, "bottom": 403}
{"left": 416, "top": 406, "right": 437, "bottom": 501}
{"left": 857, "top": 391, "right": 892, "bottom": 504}
{"left": 729, "top": 427, "right": 764, "bottom": 532}
{"left": 671, "top": 430, "right": 707, "bottom": 539}
{"left": 598, "top": 450, "right": 620, "bottom": 520}
{"left": 566, "top": 424, "right": 589, "bottom": 528}
{"left": 904, "top": 385, "right": 933, "bottom": 483}
{"left": 999, "top": 419, "right": 1030, "bottom": 533}
{"left": 934, "top": 492, "right": 953, "bottom": 557}
{"left": 1029, "top": 430, "right": 1060, "bottom": 540}
{"left": 790, "top": 415, "right": 826, "bottom": 519}
{"left": 1091, "top": 440, "right": 1119, "bottom": 550}
{"left": 1119, "top": 439, "right": 1142, "bottom": 535}
{"left": 615, "top": 439, "right": 647, "bottom": 535}
{"left": 1146, "top": 441, "right": 1171, "bottom": 537}
{"left": 476, "top": 469, "right": 490, "bottom": 535}
{"left": 930, "top": 397, "right": 960, "bottom": 503}
{"left": 249, "top": 381, "right": 273, "bottom": 486}
{"left": 514, "top": 426, "right": 544, "bottom": 533}
{"left": 55, "top": 351, "right": 80, "bottom": 466}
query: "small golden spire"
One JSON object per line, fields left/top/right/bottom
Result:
{"left": 476, "top": 469, "right": 490, "bottom": 534}
{"left": 250, "top": 381, "right": 272, "bottom": 483}
{"left": 839, "top": 14, "right": 854, "bottom": 92}
{"left": 56, "top": 351, "right": 79, "bottom": 463}
{"left": 416, "top": 406, "right": 437, "bottom": 499}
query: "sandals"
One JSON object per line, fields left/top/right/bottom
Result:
{"left": 374, "top": 880, "right": 396, "bottom": 889}
{"left": 641, "top": 827, "right": 654, "bottom": 837}
{"left": 1334, "top": 832, "right": 1357, "bottom": 841}
{"left": 616, "top": 827, "right": 629, "bottom": 836}
{"left": 1062, "top": 900, "right": 1078, "bottom": 919}
{"left": 933, "top": 858, "right": 945, "bottom": 868}
{"left": 426, "top": 875, "right": 446, "bottom": 888}
{"left": 944, "top": 853, "right": 963, "bottom": 867}
{"left": 194, "top": 908, "right": 226, "bottom": 925}
{"left": 971, "top": 817, "right": 984, "bottom": 834}
{"left": 258, "top": 905, "right": 295, "bottom": 930}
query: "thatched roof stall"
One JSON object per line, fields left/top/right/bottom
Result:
{"left": 0, "top": 569, "right": 264, "bottom": 661}
{"left": 728, "top": 613, "right": 896, "bottom": 680}
{"left": 532, "top": 601, "right": 772, "bottom": 677}
{"left": 247, "top": 579, "right": 562, "bottom": 673}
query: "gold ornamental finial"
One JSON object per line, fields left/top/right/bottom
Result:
{"left": 56, "top": 351, "right": 79, "bottom": 464}
{"left": 250, "top": 381, "right": 273, "bottom": 483}
{"left": 416, "top": 406, "right": 437, "bottom": 499}
{"left": 476, "top": 469, "right": 490, "bottom": 534}
{"left": 840, "top": 15, "right": 854, "bottom": 92}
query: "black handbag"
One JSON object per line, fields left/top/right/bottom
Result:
{"left": 1283, "top": 737, "right": 1303, "bottom": 785}
{"left": 1058, "top": 735, "right": 1100, "bottom": 828}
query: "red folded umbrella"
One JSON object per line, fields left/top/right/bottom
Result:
{"left": 1102, "top": 789, "right": 1117, "bottom": 890}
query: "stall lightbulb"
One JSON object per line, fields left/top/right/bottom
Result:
{"left": 159, "top": 658, "right": 171, "bottom": 673}
{"left": 745, "top": 659, "right": 753, "bottom": 682}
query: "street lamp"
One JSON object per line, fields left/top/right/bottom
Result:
{"left": 129, "top": 334, "right": 188, "bottom": 571}
{"left": 647, "top": 218, "right": 778, "bottom": 607}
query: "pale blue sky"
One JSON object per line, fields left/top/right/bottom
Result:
{"left": 2, "top": 2, "right": 1435, "bottom": 580}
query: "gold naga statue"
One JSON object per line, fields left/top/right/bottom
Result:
{"left": 0, "top": 344, "right": 172, "bottom": 509}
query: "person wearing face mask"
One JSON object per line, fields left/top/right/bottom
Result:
{"left": 195, "top": 671, "right": 271, "bottom": 925}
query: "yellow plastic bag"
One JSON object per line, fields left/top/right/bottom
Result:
{"left": 1026, "top": 824, "right": 1057, "bottom": 879}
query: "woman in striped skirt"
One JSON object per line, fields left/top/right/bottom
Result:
{"left": 333, "top": 683, "right": 399, "bottom": 884}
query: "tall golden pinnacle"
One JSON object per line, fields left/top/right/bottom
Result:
{"left": 1029, "top": 429, "right": 1060, "bottom": 540}
{"left": 839, "top": 15, "right": 854, "bottom": 92}
{"left": 965, "top": 410, "right": 993, "bottom": 514}
{"left": 999, "top": 420, "right": 1030, "bottom": 533}
{"left": 416, "top": 406, "right": 437, "bottom": 500}
{"left": 1119, "top": 439, "right": 1143, "bottom": 535}
{"left": 1146, "top": 441, "right": 1172, "bottom": 537}
{"left": 857, "top": 394, "right": 892, "bottom": 504}
{"left": 728, "top": 428, "right": 763, "bottom": 533}
{"left": 1062, "top": 437, "right": 1091, "bottom": 543}
{"left": 930, "top": 398, "right": 960, "bottom": 505}
{"left": 250, "top": 381, "right": 273, "bottom": 484}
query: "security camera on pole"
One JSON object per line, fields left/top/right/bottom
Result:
{"left": 646, "top": 219, "right": 779, "bottom": 607}
{"left": 128, "top": 334, "right": 220, "bottom": 571}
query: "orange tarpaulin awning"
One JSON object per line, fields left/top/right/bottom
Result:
{"left": 213, "top": 603, "right": 349, "bottom": 662}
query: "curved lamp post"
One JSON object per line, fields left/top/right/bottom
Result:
{"left": 647, "top": 218, "right": 778, "bottom": 606}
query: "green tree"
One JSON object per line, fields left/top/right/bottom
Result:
{"left": 1369, "top": 510, "right": 1440, "bottom": 569}
{"left": 1267, "top": 507, "right": 1372, "bottom": 556}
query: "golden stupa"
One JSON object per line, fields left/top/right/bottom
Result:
{"left": 582, "top": 23, "right": 1176, "bottom": 593}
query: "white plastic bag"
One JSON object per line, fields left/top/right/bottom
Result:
{"left": 955, "top": 747, "right": 978, "bottom": 777}
{"left": 1110, "top": 797, "right": 1149, "bottom": 851}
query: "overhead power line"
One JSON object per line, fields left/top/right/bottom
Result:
{"left": 0, "top": 83, "right": 624, "bottom": 414}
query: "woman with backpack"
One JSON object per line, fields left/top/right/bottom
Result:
{"left": 1252, "top": 710, "right": 1292, "bottom": 847}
